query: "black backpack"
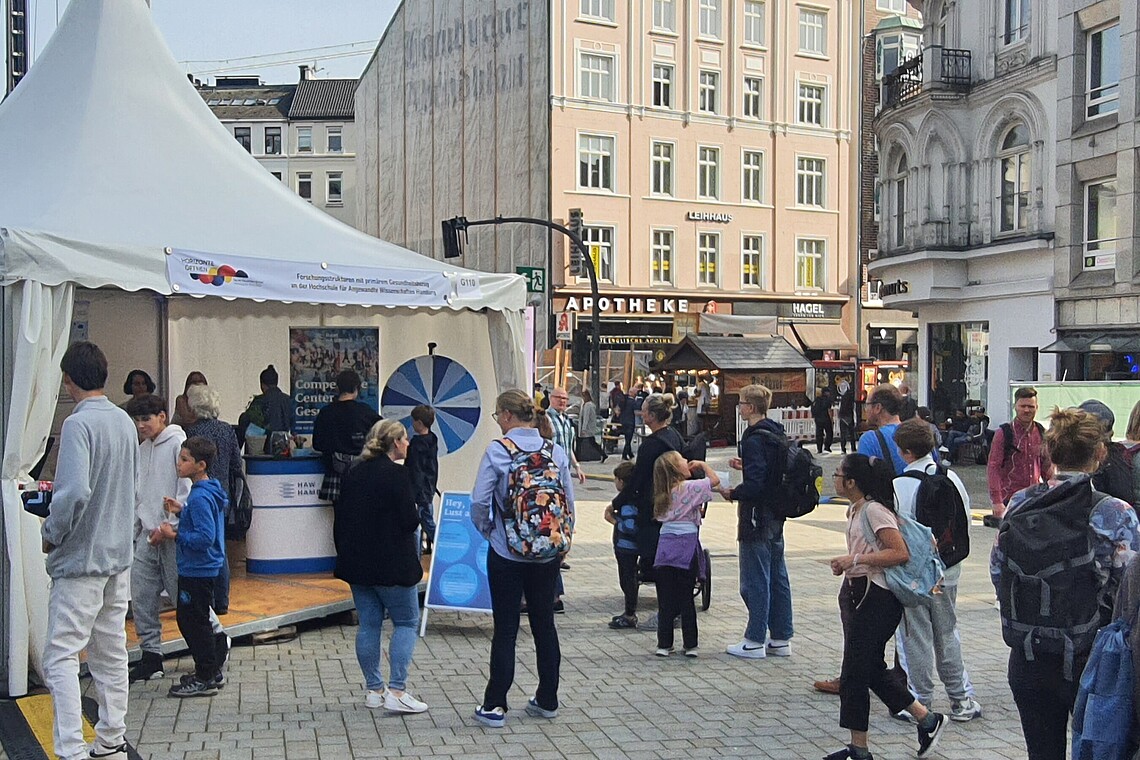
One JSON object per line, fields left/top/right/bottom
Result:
{"left": 901, "top": 462, "right": 970, "bottom": 568}
{"left": 997, "top": 475, "right": 1108, "bottom": 679}
{"left": 1001, "top": 421, "right": 1044, "bottom": 458}
{"left": 756, "top": 429, "right": 822, "bottom": 519}
{"left": 1092, "top": 442, "right": 1137, "bottom": 505}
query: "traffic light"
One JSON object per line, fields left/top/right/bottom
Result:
{"left": 441, "top": 217, "right": 467, "bottom": 259}
{"left": 567, "top": 208, "right": 585, "bottom": 277}
{"left": 571, "top": 327, "right": 591, "bottom": 372}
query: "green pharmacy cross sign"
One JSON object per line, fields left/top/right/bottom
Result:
{"left": 516, "top": 266, "right": 546, "bottom": 294}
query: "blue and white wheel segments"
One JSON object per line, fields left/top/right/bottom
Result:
{"left": 381, "top": 355, "right": 481, "bottom": 454}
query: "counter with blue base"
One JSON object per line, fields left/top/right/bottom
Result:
{"left": 244, "top": 456, "right": 335, "bottom": 574}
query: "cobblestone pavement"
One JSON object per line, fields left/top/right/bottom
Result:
{"left": 77, "top": 449, "right": 1028, "bottom": 760}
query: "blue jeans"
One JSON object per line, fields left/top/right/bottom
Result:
{"left": 739, "top": 534, "right": 794, "bottom": 644}
{"left": 350, "top": 584, "right": 420, "bottom": 692}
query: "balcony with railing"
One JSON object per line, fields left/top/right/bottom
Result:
{"left": 882, "top": 46, "right": 972, "bottom": 111}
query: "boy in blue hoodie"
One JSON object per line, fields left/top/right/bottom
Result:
{"left": 158, "top": 436, "right": 230, "bottom": 698}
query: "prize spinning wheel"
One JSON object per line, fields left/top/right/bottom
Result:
{"left": 381, "top": 355, "right": 481, "bottom": 454}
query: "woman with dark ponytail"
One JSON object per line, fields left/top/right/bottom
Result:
{"left": 825, "top": 453, "right": 947, "bottom": 760}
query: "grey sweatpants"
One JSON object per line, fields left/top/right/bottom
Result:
{"left": 896, "top": 584, "right": 975, "bottom": 705}
{"left": 131, "top": 532, "right": 223, "bottom": 655}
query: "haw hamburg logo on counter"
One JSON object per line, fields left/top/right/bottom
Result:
{"left": 191, "top": 264, "right": 249, "bottom": 287}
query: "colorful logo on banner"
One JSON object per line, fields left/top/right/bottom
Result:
{"left": 289, "top": 327, "right": 380, "bottom": 436}
{"left": 381, "top": 355, "right": 480, "bottom": 454}
{"left": 425, "top": 492, "right": 491, "bottom": 613}
{"left": 191, "top": 264, "right": 249, "bottom": 287}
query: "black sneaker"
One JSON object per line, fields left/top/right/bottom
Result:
{"left": 128, "top": 652, "right": 164, "bottom": 683}
{"left": 553, "top": 600, "right": 565, "bottom": 614}
{"left": 180, "top": 671, "right": 226, "bottom": 689}
{"left": 168, "top": 676, "right": 218, "bottom": 698}
{"left": 917, "top": 712, "right": 947, "bottom": 757}
{"left": 822, "top": 747, "right": 873, "bottom": 760}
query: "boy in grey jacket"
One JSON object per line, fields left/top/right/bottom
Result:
{"left": 42, "top": 342, "right": 140, "bottom": 760}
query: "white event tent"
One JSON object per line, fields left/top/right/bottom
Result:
{"left": 0, "top": 0, "right": 527, "bottom": 695}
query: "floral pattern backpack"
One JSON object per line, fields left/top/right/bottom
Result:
{"left": 497, "top": 438, "right": 573, "bottom": 560}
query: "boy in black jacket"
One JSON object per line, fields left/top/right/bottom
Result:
{"left": 405, "top": 405, "right": 440, "bottom": 554}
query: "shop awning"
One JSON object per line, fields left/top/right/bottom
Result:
{"left": 657, "top": 335, "right": 812, "bottom": 371}
{"left": 1038, "top": 333, "right": 1140, "bottom": 353}
{"left": 789, "top": 322, "right": 857, "bottom": 351}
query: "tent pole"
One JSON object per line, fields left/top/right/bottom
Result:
{"left": 0, "top": 283, "right": 8, "bottom": 694}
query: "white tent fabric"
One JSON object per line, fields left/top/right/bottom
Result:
{"left": 0, "top": 0, "right": 524, "bottom": 313}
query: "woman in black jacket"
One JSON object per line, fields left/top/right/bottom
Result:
{"left": 334, "top": 419, "right": 428, "bottom": 715}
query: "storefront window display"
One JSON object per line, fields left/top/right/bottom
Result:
{"left": 929, "top": 322, "right": 989, "bottom": 422}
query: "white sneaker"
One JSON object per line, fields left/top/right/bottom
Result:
{"left": 950, "top": 698, "right": 983, "bottom": 722}
{"left": 726, "top": 639, "right": 767, "bottom": 659}
{"left": 654, "top": 646, "right": 674, "bottom": 657}
{"left": 364, "top": 689, "right": 386, "bottom": 709}
{"left": 385, "top": 690, "right": 429, "bottom": 714}
{"left": 766, "top": 639, "right": 792, "bottom": 657}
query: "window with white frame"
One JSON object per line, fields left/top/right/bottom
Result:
{"left": 744, "top": 1, "right": 766, "bottom": 46}
{"left": 297, "top": 126, "right": 312, "bottom": 153}
{"left": 799, "top": 9, "right": 827, "bottom": 55}
{"left": 698, "top": 233, "right": 720, "bottom": 285}
{"left": 578, "top": 134, "right": 614, "bottom": 191}
{"left": 698, "top": 146, "right": 720, "bottom": 199}
{"left": 327, "top": 126, "right": 343, "bottom": 153}
{"left": 796, "top": 156, "right": 825, "bottom": 207}
{"left": 580, "top": 0, "right": 615, "bottom": 22}
{"left": 327, "top": 172, "right": 343, "bottom": 204}
{"left": 998, "top": 123, "right": 1030, "bottom": 233}
{"left": 651, "top": 141, "right": 674, "bottom": 196}
{"left": 698, "top": 0, "right": 722, "bottom": 38}
{"left": 651, "top": 229, "right": 674, "bottom": 285}
{"left": 1083, "top": 178, "right": 1117, "bottom": 271}
{"left": 652, "top": 63, "right": 673, "bottom": 107}
{"left": 876, "top": 33, "right": 920, "bottom": 80}
{"left": 698, "top": 70, "right": 719, "bottom": 113}
{"left": 581, "top": 226, "right": 615, "bottom": 282}
{"left": 1004, "top": 0, "right": 1029, "bottom": 44}
{"left": 797, "top": 82, "right": 825, "bottom": 126}
{"left": 893, "top": 155, "right": 908, "bottom": 247}
{"left": 296, "top": 172, "right": 312, "bottom": 201}
{"left": 1086, "top": 23, "right": 1120, "bottom": 119}
{"left": 877, "top": 0, "right": 906, "bottom": 13}
{"left": 579, "top": 52, "right": 615, "bottom": 101}
{"left": 742, "top": 150, "right": 764, "bottom": 203}
{"left": 653, "top": 0, "right": 676, "bottom": 31}
{"left": 743, "top": 76, "right": 763, "bottom": 119}
{"left": 742, "top": 235, "right": 765, "bottom": 287}
{"left": 795, "top": 238, "right": 825, "bottom": 290}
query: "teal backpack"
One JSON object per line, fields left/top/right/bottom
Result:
{"left": 1071, "top": 612, "right": 1137, "bottom": 760}
{"left": 860, "top": 506, "right": 945, "bottom": 608}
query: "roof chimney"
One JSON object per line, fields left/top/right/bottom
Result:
{"left": 299, "top": 64, "right": 313, "bottom": 81}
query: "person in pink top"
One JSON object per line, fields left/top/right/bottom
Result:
{"left": 651, "top": 452, "right": 720, "bottom": 657}
{"left": 987, "top": 386, "right": 1054, "bottom": 518}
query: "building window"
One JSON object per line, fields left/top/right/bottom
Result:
{"left": 578, "top": 134, "right": 615, "bottom": 191}
{"left": 264, "top": 126, "right": 282, "bottom": 155}
{"left": 297, "top": 172, "right": 312, "bottom": 202}
{"left": 742, "top": 235, "right": 764, "bottom": 288}
{"left": 1083, "top": 178, "right": 1117, "bottom": 271}
{"left": 1004, "top": 0, "right": 1029, "bottom": 44}
{"left": 234, "top": 126, "right": 251, "bottom": 152}
{"left": 698, "top": 70, "right": 719, "bottom": 113}
{"left": 327, "top": 127, "right": 343, "bottom": 154}
{"left": 1087, "top": 23, "right": 1120, "bottom": 119}
{"left": 699, "top": 0, "right": 722, "bottom": 39}
{"left": 698, "top": 233, "right": 720, "bottom": 285}
{"left": 876, "top": 33, "right": 920, "bottom": 80}
{"left": 744, "top": 1, "right": 766, "bottom": 46}
{"left": 743, "top": 76, "right": 763, "bottom": 119}
{"left": 797, "top": 82, "right": 825, "bottom": 126}
{"left": 327, "top": 172, "right": 343, "bottom": 205}
{"left": 652, "top": 63, "right": 673, "bottom": 107}
{"left": 297, "top": 126, "right": 312, "bottom": 153}
{"left": 651, "top": 229, "right": 674, "bottom": 285}
{"left": 579, "top": 52, "right": 616, "bottom": 101}
{"left": 653, "top": 0, "right": 675, "bottom": 31}
{"left": 796, "top": 238, "right": 825, "bottom": 290}
{"left": 893, "top": 155, "right": 908, "bottom": 247}
{"left": 580, "top": 0, "right": 615, "bottom": 22}
{"left": 795, "top": 156, "right": 825, "bottom": 207}
{"left": 742, "top": 150, "right": 764, "bottom": 203}
{"left": 651, "top": 141, "right": 674, "bottom": 196}
{"left": 582, "top": 226, "right": 615, "bottom": 282}
{"left": 799, "top": 9, "right": 827, "bottom": 55}
{"left": 998, "top": 124, "right": 1029, "bottom": 233}
{"left": 873, "top": 181, "right": 881, "bottom": 221}
{"left": 877, "top": 0, "right": 906, "bottom": 12}
{"left": 698, "top": 146, "right": 720, "bottom": 200}
{"left": 271, "top": 171, "right": 283, "bottom": 181}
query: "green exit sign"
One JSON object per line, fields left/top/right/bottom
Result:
{"left": 516, "top": 266, "right": 546, "bottom": 294}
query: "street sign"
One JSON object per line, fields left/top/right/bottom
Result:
{"left": 516, "top": 266, "right": 546, "bottom": 293}
{"left": 555, "top": 311, "right": 573, "bottom": 341}
{"left": 589, "top": 245, "right": 601, "bottom": 276}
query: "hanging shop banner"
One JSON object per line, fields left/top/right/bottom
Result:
{"left": 424, "top": 492, "right": 492, "bottom": 615}
{"left": 166, "top": 248, "right": 480, "bottom": 307}
{"left": 289, "top": 327, "right": 380, "bottom": 436}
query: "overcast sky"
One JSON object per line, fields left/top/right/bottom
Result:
{"left": 14, "top": 0, "right": 400, "bottom": 84}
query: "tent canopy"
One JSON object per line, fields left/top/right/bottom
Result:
{"left": 0, "top": 0, "right": 524, "bottom": 313}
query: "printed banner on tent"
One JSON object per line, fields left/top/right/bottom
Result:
{"left": 166, "top": 249, "right": 480, "bottom": 307}
{"left": 289, "top": 327, "right": 380, "bottom": 436}
{"left": 424, "top": 492, "right": 492, "bottom": 615}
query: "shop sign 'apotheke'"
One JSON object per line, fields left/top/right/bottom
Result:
{"left": 564, "top": 296, "right": 690, "bottom": 314}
